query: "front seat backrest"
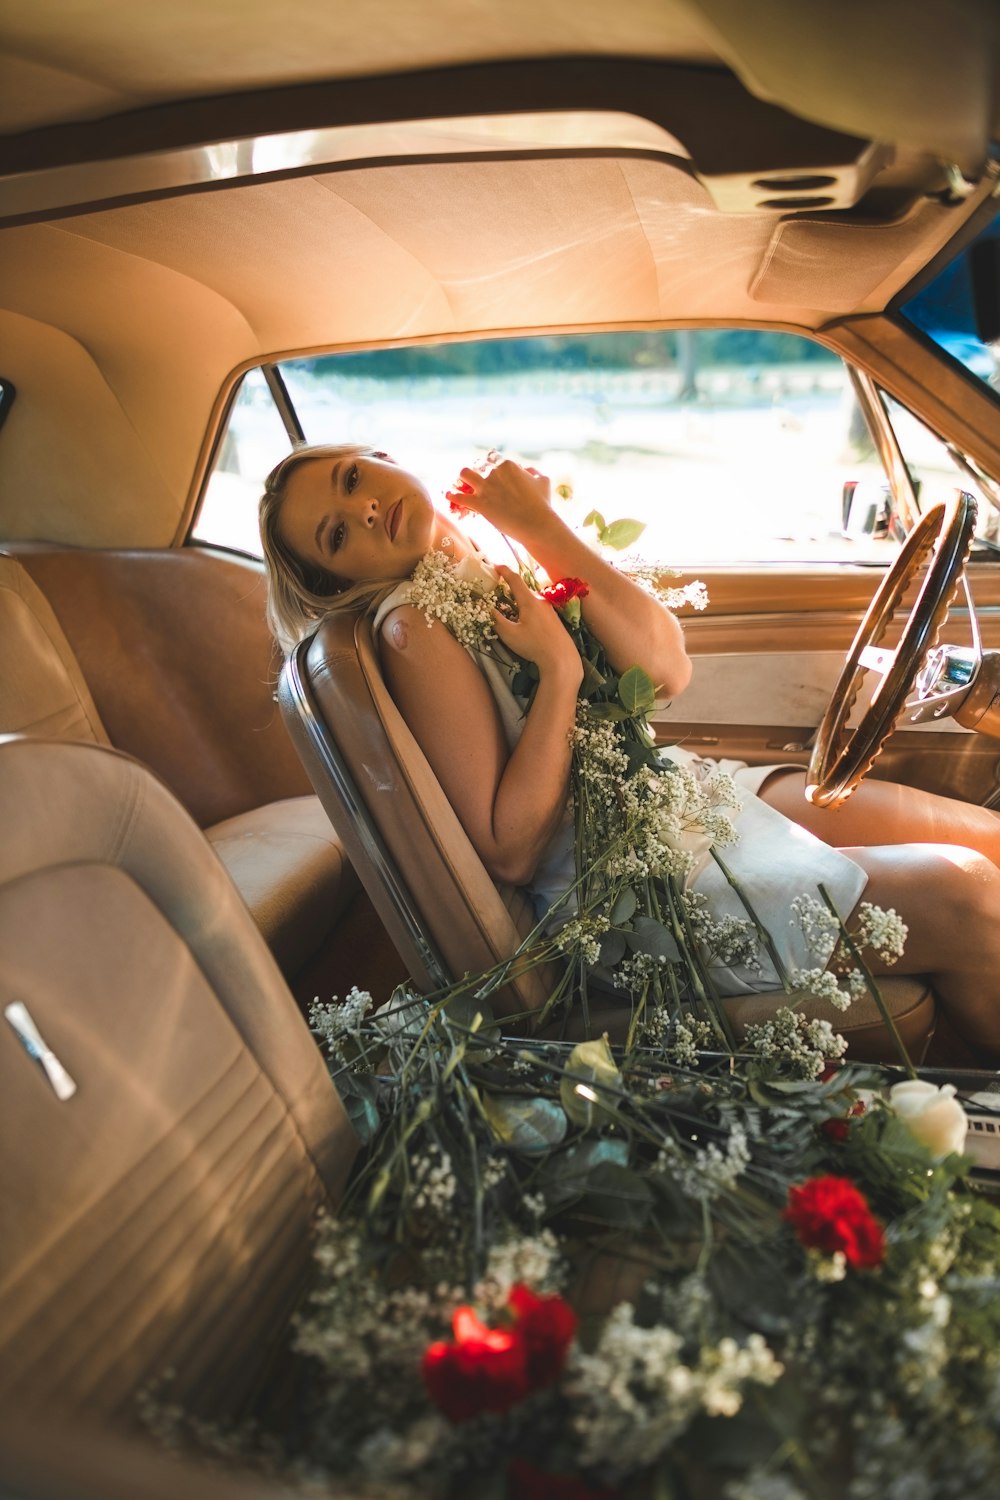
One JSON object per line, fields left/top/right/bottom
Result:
{"left": 0, "top": 737, "right": 357, "bottom": 1425}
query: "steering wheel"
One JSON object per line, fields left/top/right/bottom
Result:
{"left": 806, "top": 492, "right": 979, "bottom": 809}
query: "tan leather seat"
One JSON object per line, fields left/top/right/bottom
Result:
{"left": 0, "top": 736, "right": 356, "bottom": 1424}
{"left": 0, "top": 555, "right": 355, "bottom": 976}
{"left": 280, "top": 608, "right": 935, "bottom": 1061}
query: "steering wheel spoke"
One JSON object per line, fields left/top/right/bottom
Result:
{"left": 806, "top": 492, "right": 978, "bottom": 808}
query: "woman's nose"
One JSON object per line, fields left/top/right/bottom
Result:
{"left": 358, "top": 496, "right": 379, "bottom": 526}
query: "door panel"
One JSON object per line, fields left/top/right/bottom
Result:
{"left": 655, "top": 564, "right": 1000, "bottom": 805}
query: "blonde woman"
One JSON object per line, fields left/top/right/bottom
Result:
{"left": 261, "top": 443, "right": 1000, "bottom": 1059}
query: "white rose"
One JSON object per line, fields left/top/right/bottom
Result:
{"left": 887, "top": 1080, "right": 968, "bottom": 1158}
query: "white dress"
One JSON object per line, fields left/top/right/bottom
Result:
{"left": 373, "top": 554, "right": 867, "bottom": 995}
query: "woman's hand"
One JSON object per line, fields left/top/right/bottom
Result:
{"left": 446, "top": 458, "right": 553, "bottom": 544}
{"left": 491, "top": 566, "right": 583, "bottom": 690}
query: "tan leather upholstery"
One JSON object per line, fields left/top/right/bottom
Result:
{"left": 281, "top": 608, "right": 936, "bottom": 1059}
{"left": 0, "top": 737, "right": 357, "bottom": 1424}
{"left": 0, "top": 554, "right": 355, "bottom": 977}
{"left": 0, "top": 556, "right": 110, "bottom": 744}
{"left": 280, "top": 608, "right": 555, "bottom": 1017}
{"left": 206, "top": 796, "right": 354, "bottom": 973}
{"left": 724, "top": 975, "right": 936, "bottom": 1064}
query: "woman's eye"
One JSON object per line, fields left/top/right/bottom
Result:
{"left": 345, "top": 463, "right": 359, "bottom": 494}
{"left": 331, "top": 522, "right": 346, "bottom": 554}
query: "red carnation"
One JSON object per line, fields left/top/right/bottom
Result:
{"left": 422, "top": 1305, "right": 530, "bottom": 1422}
{"left": 507, "top": 1283, "right": 577, "bottom": 1386}
{"left": 541, "top": 577, "right": 590, "bottom": 608}
{"left": 784, "top": 1174, "right": 885, "bottom": 1270}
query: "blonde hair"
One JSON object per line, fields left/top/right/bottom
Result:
{"left": 258, "top": 442, "right": 408, "bottom": 655}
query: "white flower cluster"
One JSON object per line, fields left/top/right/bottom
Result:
{"left": 309, "top": 986, "right": 373, "bottom": 1067}
{"left": 744, "top": 1006, "right": 847, "bottom": 1079}
{"left": 554, "top": 913, "right": 611, "bottom": 967}
{"left": 473, "top": 1230, "right": 562, "bottom": 1310}
{"left": 662, "top": 1014, "right": 717, "bottom": 1066}
{"left": 624, "top": 563, "right": 709, "bottom": 614}
{"left": 408, "top": 549, "right": 500, "bottom": 651}
{"left": 790, "top": 895, "right": 841, "bottom": 961}
{"left": 574, "top": 710, "right": 740, "bottom": 885}
{"left": 565, "top": 1304, "right": 781, "bottom": 1476}
{"left": 656, "top": 1123, "right": 751, "bottom": 1202}
{"left": 856, "top": 901, "right": 908, "bottom": 963}
{"left": 788, "top": 967, "right": 855, "bottom": 1012}
{"left": 410, "top": 1144, "right": 458, "bottom": 1217}
{"left": 686, "top": 891, "right": 760, "bottom": 970}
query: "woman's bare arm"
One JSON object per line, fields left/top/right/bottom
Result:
{"left": 447, "top": 460, "right": 692, "bottom": 698}
{"left": 380, "top": 569, "right": 583, "bottom": 886}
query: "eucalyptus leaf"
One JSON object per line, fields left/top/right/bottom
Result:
{"left": 628, "top": 914, "right": 681, "bottom": 962}
{"left": 537, "top": 1137, "right": 630, "bottom": 1208}
{"left": 560, "top": 1034, "right": 622, "bottom": 1127}
{"left": 598, "top": 929, "right": 628, "bottom": 967}
{"left": 442, "top": 993, "right": 499, "bottom": 1042}
{"left": 587, "top": 702, "right": 629, "bottom": 723}
{"left": 617, "top": 665, "right": 656, "bottom": 717}
{"left": 610, "top": 887, "right": 638, "bottom": 923}
{"left": 336, "top": 1075, "right": 381, "bottom": 1147}
{"left": 578, "top": 1162, "right": 653, "bottom": 1229}
{"left": 583, "top": 509, "right": 606, "bottom": 532}
{"left": 599, "top": 518, "right": 646, "bottom": 551}
{"left": 511, "top": 666, "right": 539, "bottom": 699}
{"left": 481, "top": 1092, "right": 568, "bottom": 1153}
{"left": 622, "top": 739, "right": 659, "bottom": 776}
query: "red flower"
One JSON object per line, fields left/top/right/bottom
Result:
{"left": 820, "top": 1099, "right": 866, "bottom": 1142}
{"left": 784, "top": 1174, "right": 885, "bottom": 1269}
{"left": 508, "top": 1283, "right": 577, "bottom": 1386}
{"left": 507, "top": 1460, "right": 621, "bottom": 1499}
{"left": 541, "top": 577, "right": 590, "bottom": 608}
{"left": 422, "top": 1284, "right": 578, "bottom": 1423}
{"left": 422, "top": 1305, "right": 530, "bottom": 1422}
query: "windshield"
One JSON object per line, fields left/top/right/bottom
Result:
{"left": 898, "top": 207, "right": 1000, "bottom": 400}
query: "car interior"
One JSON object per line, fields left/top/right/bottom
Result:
{"left": 3, "top": 2, "right": 1000, "bottom": 1491}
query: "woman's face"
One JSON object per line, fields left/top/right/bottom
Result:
{"left": 278, "top": 452, "right": 441, "bottom": 588}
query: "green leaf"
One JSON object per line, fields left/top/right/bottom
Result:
{"left": 579, "top": 659, "right": 607, "bottom": 698}
{"left": 536, "top": 1138, "right": 629, "bottom": 1209}
{"left": 587, "top": 701, "right": 629, "bottom": 722}
{"left": 627, "top": 915, "right": 681, "bottom": 962}
{"left": 617, "top": 665, "right": 657, "bottom": 718}
{"left": 561, "top": 1034, "right": 623, "bottom": 1127}
{"left": 583, "top": 509, "right": 606, "bottom": 532}
{"left": 579, "top": 1162, "right": 653, "bottom": 1229}
{"left": 511, "top": 665, "right": 539, "bottom": 698}
{"left": 599, "top": 518, "right": 646, "bottom": 551}
{"left": 598, "top": 929, "right": 628, "bottom": 967}
{"left": 610, "top": 887, "right": 638, "bottom": 923}
{"left": 622, "top": 739, "right": 659, "bottom": 776}
{"left": 336, "top": 1075, "right": 381, "bottom": 1147}
{"left": 481, "top": 1093, "right": 568, "bottom": 1153}
{"left": 442, "top": 993, "right": 499, "bottom": 1041}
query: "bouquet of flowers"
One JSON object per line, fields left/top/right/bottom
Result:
{"left": 147, "top": 506, "right": 1000, "bottom": 1499}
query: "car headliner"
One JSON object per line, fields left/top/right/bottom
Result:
{"left": 1, "top": 1, "right": 999, "bottom": 551}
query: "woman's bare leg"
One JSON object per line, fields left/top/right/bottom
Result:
{"left": 837, "top": 844, "right": 1000, "bottom": 1059}
{"left": 759, "top": 770, "right": 1000, "bottom": 870}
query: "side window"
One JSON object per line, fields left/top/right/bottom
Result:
{"left": 879, "top": 388, "right": 1000, "bottom": 549}
{"left": 192, "top": 332, "right": 899, "bottom": 565}
{"left": 191, "top": 368, "right": 293, "bottom": 555}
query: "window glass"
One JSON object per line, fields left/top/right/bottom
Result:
{"left": 191, "top": 368, "right": 291, "bottom": 554}
{"left": 899, "top": 209, "right": 1000, "bottom": 400}
{"left": 880, "top": 388, "right": 1000, "bottom": 550}
{"left": 194, "top": 332, "right": 895, "bottom": 563}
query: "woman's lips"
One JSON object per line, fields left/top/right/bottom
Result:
{"left": 386, "top": 499, "right": 402, "bottom": 540}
